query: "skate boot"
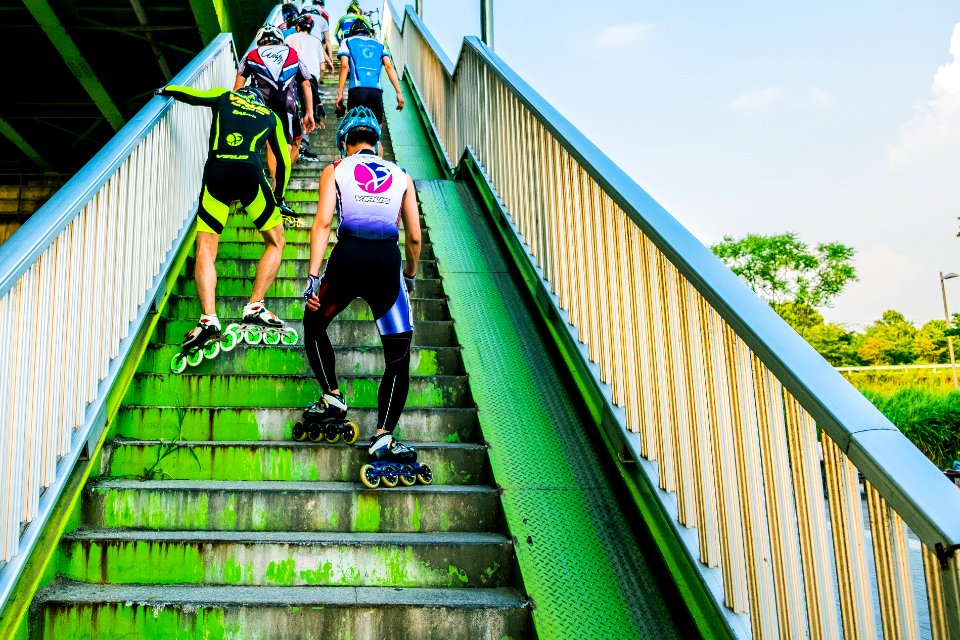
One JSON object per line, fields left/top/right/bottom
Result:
{"left": 359, "top": 432, "right": 433, "bottom": 489}
{"left": 170, "top": 315, "right": 237, "bottom": 373}
{"left": 292, "top": 391, "right": 359, "bottom": 444}
{"left": 278, "top": 199, "right": 305, "bottom": 228}
{"left": 299, "top": 145, "right": 320, "bottom": 163}
{"left": 225, "top": 301, "right": 299, "bottom": 346}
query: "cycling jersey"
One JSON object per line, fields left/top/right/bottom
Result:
{"left": 335, "top": 13, "right": 373, "bottom": 43}
{"left": 237, "top": 45, "right": 309, "bottom": 114}
{"left": 285, "top": 31, "right": 325, "bottom": 79}
{"left": 333, "top": 150, "right": 407, "bottom": 240}
{"left": 160, "top": 86, "right": 290, "bottom": 234}
{"left": 338, "top": 35, "right": 388, "bottom": 90}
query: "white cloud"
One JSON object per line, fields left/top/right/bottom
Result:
{"left": 597, "top": 23, "right": 651, "bottom": 48}
{"left": 807, "top": 87, "right": 836, "bottom": 107}
{"left": 729, "top": 87, "right": 784, "bottom": 111}
{"left": 888, "top": 23, "right": 960, "bottom": 171}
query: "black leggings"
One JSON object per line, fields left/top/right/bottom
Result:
{"left": 304, "top": 236, "right": 413, "bottom": 432}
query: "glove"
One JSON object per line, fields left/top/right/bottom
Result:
{"left": 303, "top": 274, "right": 321, "bottom": 302}
{"left": 318, "top": 101, "right": 328, "bottom": 119}
{"left": 403, "top": 272, "right": 416, "bottom": 294}
{"left": 335, "top": 100, "right": 346, "bottom": 118}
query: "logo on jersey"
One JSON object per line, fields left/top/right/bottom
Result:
{"left": 226, "top": 133, "right": 244, "bottom": 146}
{"left": 354, "top": 161, "right": 393, "bottom": 194}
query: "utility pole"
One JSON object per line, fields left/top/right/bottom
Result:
{"left": 940, "top": 271, "right": 959, "bottom": 389}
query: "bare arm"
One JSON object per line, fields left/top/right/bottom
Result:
{"left": 383, "top": 58, "right": 404, "bottom": 110}
{"left": 300, "top": 78, "right": 316, "bottom": 133}
{"left": 337, "top": 56, "right": 350, "bottom": 108}
{"left": 400, "top": 175, "right": 420, "bottom": 276}
{"left": 233, "top": 74, "right": 246, "bottom": 91}
{"left": 308, "top": 164, "right": 338, "bottom": 279}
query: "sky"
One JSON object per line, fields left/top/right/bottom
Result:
{"left": 355, "top": 0, "right": 960, "bottom": 329}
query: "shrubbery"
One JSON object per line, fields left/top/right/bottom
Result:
{"left": 858, "top": 386, "right": 960, "bottom": 469}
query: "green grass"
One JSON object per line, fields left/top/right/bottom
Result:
{"left": 841, "top": 367, "right": 957, "bottom": 393}
{"left": 857, "top": 386, "right": 960, "bottom": 468}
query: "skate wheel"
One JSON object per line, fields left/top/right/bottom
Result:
{"left": 292, "top": 421, "right": 308, "bottom": 442}
{"left": 264, "top": 329, "right": 281, "bottom": 346}
{"left": 380, "top": 467, "right": 399, "bottom": 488}
{"left": 220, "top": 329, "right": 238, "bottom": 352}
{"left": 170, "top": 353, "right": 188, "bottom": 374}
{"left": 203, "top": 340, "right": 221, "bottom": 360}
{"left": 186, "top": 348, "right": 205, "bottom": 367}
{"left": 417, "top": 465, "right": 433, "bottom": 485}
{"left": 399, "top": 470, "right": 416, "bottom": 487}
{"left": 307, "top": 425, "right": 323, "bottom": 443}
{"left": 245, "top": 328, "right": 263, "bottom": 345}
{"left": 343, "top": 421, "right": 360, "bottom": 445}
{"left": 324, "top": 430, "right": 341, "bottom": 444}
{"left": 281, "top": 329, "right": 299, "bottom": 345}
{"left": 360, "top": 464, "right": 380, "bottom": 489}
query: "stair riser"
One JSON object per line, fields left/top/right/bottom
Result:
{"left": 218, "top": 227, "right": 429, "bottom": 244}
{"left": 101, "top": 443, "right": 488, "bottom": 484}
{"left": 212, "top": 242, "right": 436, "bottom": 260}
{"left": 58, "top": 539, "right": 513, "bottom": 588}
{"left": 124, "top": 375, "right": 469, "bottom": 408}
{"left": 112, "top": 407, "right": 478, "bottom": 443}
{"left": 187, "top": 258, "right": 438, "bottom": 279}
{"left": 141, "top": 345, "right": 461, "bottom": 377}
{"left": 156, "top": 320, "right": 456, "bottom": 347}
{"left": 35, "top": 601, "right": 527, "bottom": 640}
{"left": 177, "top": 277, "right": 442, "bottom": 298}
{"left": 84, "top": 486, "right": 498, "bottom": 532}
{"left": 167, "top": 296, "right": 449, "bottom": 322}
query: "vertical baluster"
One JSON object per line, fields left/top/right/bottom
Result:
{"left": 609, "top": 209, "right": 628, "bottom": 408}
{"left": 651, "top": 250, "right": 674, "bottom": 491}
{"left": 923, "top": 544, "right": 949, "bottom": 640}
{"left": 822, "top": 433, "right": 876, "bottom": 639}
{"left": 591, "top": 182, "right": 610, "bottom": 379}
{"left": 567, "top": 158, "right": 584, "bottom": 337}
{"left": 0, "top": 294, "right": 11, "bottom": 560}
{"left": 635, "top": 233, "right": 660, "bottom": 461}
{"left": 724, "top": 329, "right": 779, "bottom": 637}
{"left": 669, "top": 272, "right": 697, "bottom": 527}
{"left": 866, "top": 482, "right": 919, "bottom": 640}
{"left": 706, "top": 310, "right": 748, "bottom": 611}
{"left": 690, "top": 294, "right": 721, "bottom": 566}
{"left": 753, "top": 363, "right": 807, "bottom": 638}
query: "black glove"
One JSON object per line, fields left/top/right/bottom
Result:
{"left": 403, "top": 272, "right": 416, "bottom": 293}
{"left": 303, "top": 274, "right": 321, "bottom": 302}
{"left": 335, "top": 101, "right": 346, "bottom": 118}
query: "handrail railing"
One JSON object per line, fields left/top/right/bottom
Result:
{"left": 0, "top": 33, "right": 237, "bottom": 614}
{"left": 384, "top": 4, "right": 960, "bottom": 637}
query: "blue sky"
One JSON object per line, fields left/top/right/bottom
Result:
{"left": 354, "top": 1, "right": 960, "bottom": 327}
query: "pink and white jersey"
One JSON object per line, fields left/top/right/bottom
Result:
{"left": 334, "top": 151, "right": 407, "bottom": 240}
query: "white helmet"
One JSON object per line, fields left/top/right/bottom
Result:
{"left": 256, "top": 25, "right": 284, "bottom": 46}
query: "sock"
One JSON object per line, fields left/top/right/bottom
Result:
{"left": 200, "top": 313, "right": 221, "bottom": 330}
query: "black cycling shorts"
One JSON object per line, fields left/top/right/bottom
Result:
{"left": 196, "top": 161, "right": 280, "bottom": 234}
{"left": 267, "top": 98, "right": 302, "bottom": 144}
{"left": 347, "top": 87, "right": 385, "bottom": 124}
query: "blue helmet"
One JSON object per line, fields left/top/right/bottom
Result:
{"left": 336, "top": 106, "right": 381, "bottom": 156}
{"left": 281, "top": 3, "right": 299, "bottom": 22}
{"left": 235, "top": 86, "right": 265, "bottom": 106}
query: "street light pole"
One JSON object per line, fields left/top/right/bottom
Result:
{"left": 940, "top": 271, "right": 958, "bottom": 389}
{"left": 415, "top": 0, "right": 422, "bottom": 17}
{"left": 480, "top": 0, "right": 494, "bottom": 49}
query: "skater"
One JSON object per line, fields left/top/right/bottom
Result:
{"left": 301, "top": 107, "right": 429, "bottom": 487}
{"left": 155, "top": 84, "right": 297, "bottom": 372}
{"left": 335, "top": 19, "right": 404, "bottom": 124}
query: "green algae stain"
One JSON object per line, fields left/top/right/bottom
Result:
{"left": 446, "top": 432, "right": 461, "bottom": 443}
{"left": 266, "top": 558, "right": 297, "bottom": 585}
{"left": 448, "top": 565, "right": 470, "bottom": 584}
{"left": 410, "top": 498, "right": 422, "bottom": 532}
{"left": 299, "top": 560, "right": 335, "bottom": 585}
{"left": 354, "top": 493, "right": 381, "bottom": 532}
{"left": 415, "top": 348, "right": 438, "bottom": 375}
{"left": 222, "top": 496, "right": 238, "bottom": 529}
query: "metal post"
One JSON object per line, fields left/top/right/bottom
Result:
{"left": 480, "top": 0, "right": 494, "bottom": 49}
{"left": 415, "top": 0, "right": 422, "bottom": 17}
{"left": 940, "top": 271, "right": 959, "bottom": 389}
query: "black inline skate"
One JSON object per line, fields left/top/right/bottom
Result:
{"left": 359, "top": 432, "right": 433, "bottom": 489}
{"left": 225, "top": 300, "right": 299, "bottom": 346}
{"left": 292, "top": 391, "right": 359, "bottom": 444}
{"left": 170, "top": 316, "right": 237, "bottom": 373}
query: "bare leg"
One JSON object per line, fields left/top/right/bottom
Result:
{"left": 266, "top": 146, "right": 277, "bottom": 190}
{"left": 250, "top": 224, "right": 285, "bottom": 303}
{"left": 290, "top": 142, "right": 300, "bottom": 168}
{"left": 195, "top": 231, "right": 220, "bottom": 315}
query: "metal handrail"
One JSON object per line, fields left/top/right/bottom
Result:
{"left": 0, "top": 33, "right": 237, "bottom": 616}
{"left": 385, "top": 3, "right": 960, "bottom": 636}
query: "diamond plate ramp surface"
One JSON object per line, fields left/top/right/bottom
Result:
{"left": 417, "top": 180, "right": 682, "bottom": 639}
{"left": 383, "top": 81, "right": 446, "bottom": 181}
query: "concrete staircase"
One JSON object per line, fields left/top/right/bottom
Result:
{"left": 30, "top": 82, "right": 530, "bottom": 639}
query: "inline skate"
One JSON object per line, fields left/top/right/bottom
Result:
{"left": 225, "top": 301, "right": 299, "bottom": 346}
{"left": 292, "top": 391, "right": 360, "bottom": 444}
{"left": 170, "top": 316, "right": 237, "bottom": 373}
{"left": 359, "top": 432, "right": 432, "bottom": 489}
{"left": 279, "top": 200, "right": 306, "bottom": 228}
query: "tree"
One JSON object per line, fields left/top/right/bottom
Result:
{"left": 710, "top": 232, "right": 857, "bottom": 308}
{"left": 914, "top": 319, "right": 949, "bottom": 363}
{"left": 858, "top": 310, "right": 918, "bottom": 365}
{"left": 774, "top": 301, "right": 861, "bottom": 366}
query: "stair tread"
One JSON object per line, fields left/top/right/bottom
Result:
{"left": 36, "top": 580, "right": 528, "bottom": 609}
{"left": 108, "top": 439, "right": 485, "bottom": 449}
{"left": 89, "top": 479, "right": 497, "bottom": 494}
{"left": 62, "top": 529, "right": 509, "bottom": 546}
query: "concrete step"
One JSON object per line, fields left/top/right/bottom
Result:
{"left": 189, "top": 257, "right": 439, "bottom": 279}
{"left": 101, "top": 440, "right": 489, "bottom": 484}
{"left": 58, "top": 530, "right": 515, "bottom": 588}
{"left": 140, "top": 344, "right": 463, "bottom": 376}
{"left": 155, "top": 319, "right": 456, "bottom": 347}
{"left": 112, "top": 406, "right": 479, "bottom": 443}
{"left": 33, "top": 582, "right": 529, "bottom": 640}
{"left": 218, "top": 226, "right": 429, "bottom": 244}
{"left": 212, "top": 239, "right": 436, "bottom": 260}
{"left": 176, "top": 276, "right": 444, "bottom": 299}
{"left": 166, "top": 295, "right": 449, "bottom": 322}
{"left": 84, "top": 480, "right": 499, "bottom": 532}
{"left": 124, "top": 373, "right": 470, "bottom": 408}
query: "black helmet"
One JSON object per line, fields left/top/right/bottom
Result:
{"left": 281, "top": 3, "right": 299, "bottom": 22}
{"left": 348, "top": 18, "right": 371, "bottom": 37}
{"left": 293, "top": 14, "right": 314, "bottom": 32}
